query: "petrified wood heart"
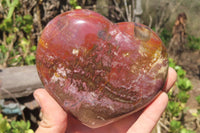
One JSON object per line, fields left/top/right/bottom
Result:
{"left": 36, "top": 9, "right": 168, "bottom": 128}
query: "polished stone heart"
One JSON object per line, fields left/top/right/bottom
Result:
{"left": 36, "top": 9, "right": 168, "bottom": 128}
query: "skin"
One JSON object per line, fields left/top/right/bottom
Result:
{"left": 34, "top": 67, "right": 177, "bottom": 133}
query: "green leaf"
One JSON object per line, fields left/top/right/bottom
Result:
{"left": 69, "top": 0, "right": 81, "bottom": 9}
{"left": 170, "top": 120, "right": 182, "bottom": 132}
{"left": 7, "top": 0, "right": 20, "bottom": 19}
{"left": 6, "top": 34, "right": 15, "bottom": 44}
{"left": 195, "top": 95, "right": 200, "bottom": 104}
{"left": 18, "top": 37, "right": 30, "bottom": 53}
{"left": 0, "top": 18, "right": 13, "bottom": 32}
{"left": 168, "top": 58, "right": 176, "bottom": 68}
{"left": 22, "top": 24, "right": 32, "bottom": 33}
{"left": 75, "top": 6, "right": 82, "bottom": 9}
{"left": 0, "top": 114, "right": 11, "bottom": 133}
{"left": 69, "top": 0, "right": 77, "bottom": 6}
{"left": 7, "top": 56, "right": 22, "bottom": 66}
{"left": 0, "top": 45, "right": 8, "bottom": 54}
{"left": 0, "top": 113, "right": 33, "bottom": 133}
{"left": 177, "top": 78, "right": 192, "bottom": 91}
{"left": 26, "top": 121, "right": 31, "bottom": 129}
{"left": 23, "top": 15, "right": 33, "bottom": 25}
{"left": 187, "top": 35, "right": 200, "bottom": 50}
{"left": 197, "top": 109, "right": 200, "bottom": 115}
{"left": 178, "top": 91, "right": 190, "bottom": 103}
{"left": 0, "top": 45, "right": 7, "bottom": 64}
{"left": 175, "top": 66, "right": 186, "bottom": 78}
{"left": 160, "top": 28, "right": 172, "bottom": 46}
{"left": 30, "top": 45, "right": 37, "bottom": 52}
{"left": 11, "top": 120, "right": 29, "bottom": 132}
{"left": 15, "top": 15, "right": 23, "bottom": 27}
{"left": 25, "top": 129, "right": 34, "bottom": 133}
{"left": 25, "top": 55, "right": 35, "bottom": 65}
{"left": 167, "top": 101, "right": 183, "bottom": 117}
{"left": 180, "top": 128, "right": 196, "bottom": 133}
{"left": 15, "top": 15, "right": 33, "bottom": 33}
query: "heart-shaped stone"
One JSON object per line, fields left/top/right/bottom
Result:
{"left": 36, "top": 9, "right": 168, "bottom": 128}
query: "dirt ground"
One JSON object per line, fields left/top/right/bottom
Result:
{"left": 178, "top": 50, "right": 200, "bottom": 79}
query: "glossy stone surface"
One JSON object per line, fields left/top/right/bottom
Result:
{"left": 36, "top": 9, "right": 168, "bottom": 128}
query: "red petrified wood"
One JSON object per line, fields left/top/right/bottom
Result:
{"left": 36, "top": 9, "right": 168, "bottom": 128}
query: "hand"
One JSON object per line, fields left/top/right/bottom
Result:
{"left": 34, "top": 67, "right": 177, "bottom": 133}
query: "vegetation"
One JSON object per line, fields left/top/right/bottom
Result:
{"left": 0, "top": 0, "right": 35, "bottom": 67}
{"left": 69, "top": 0, "right": 82, "bottom": 9}
{"left": 187, "top": 35, "right": 200, "bottom": 50}
{"left": 160, "top": 58, "right": 195, "bottom": 132}
{"left": 159, "top": 28, "right": 172, "bottom": 47}
{"left": 0, "top": 114, "right": 34, "bottom": 133}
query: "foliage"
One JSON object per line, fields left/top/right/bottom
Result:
{"left": 177, "top": 78, "right": 192, "bottom": 91}
{"left": 173, "top": 65, "right": 192, "bottom": 92}
{"left": 0, "top": 113, "right": 34, "bottom": 133}
{"left": 170, "top": 120, "right": 195, "bottom": 133}
{"left": 170, "top": 120, "right": 182, "bottom": 132}
{"left": 0, "top": 0, "right": 35, "bottom": 67}
{"left": 160, "top": 28, "right": 172, "bottom": 46}
{"left": 167, "top": 101, "right": 183, "bottom": 117}
{"left": 187, "top": 35, "right": 200, "bottom": 50}
{"left": 161, "top": 58, "right": 195, "bottom": 132}
{"left": 69, "top": 0, "right": 82, "bottom": 9}
{"left": 174, "top": 66, "right": 186, "bottom": 78}
{"left": 195, "top": 95, "right": 200, "bottom": 105}
{"left": 180, "top": 129, "right": 196, "bottom": 133}
{"left": 177, "top": 91, "right": 190, "bottom": 103}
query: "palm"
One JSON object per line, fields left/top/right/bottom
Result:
{"left": 66, "top": 111, "right": 141, "bottom": 133}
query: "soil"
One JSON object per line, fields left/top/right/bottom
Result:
{"left": 178, "top": 50, "right": 200, "bottom": 79}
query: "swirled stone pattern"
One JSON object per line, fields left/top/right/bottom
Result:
{"left": 36, "top": 9, "right": 168, "bottom": 128}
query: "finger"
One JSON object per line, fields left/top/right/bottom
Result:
{"left": 163, "top": 67, "right": 177, "bottom": 92}
{"left": 127, "top": 92, "right": 168, "bottom": 133}
{"left": 34, "top": 88, "right": 68, "bottom": 133}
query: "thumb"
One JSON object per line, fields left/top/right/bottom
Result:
{"left": 34, "top": 89, "right": 68, "bottom": 133}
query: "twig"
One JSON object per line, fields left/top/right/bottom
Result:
{"left": 81, "top": 0, "right": 86, "bottom": 7}
{"left": 156, "top": 121, "right": 161, "bottom": 133}
{"left": 149, "top": 15, "right": 152, "bottom": 28}
{"left": 171, "top": 0, "right": 184, "bottom": 13}
{"left": 129, "top": 5, "right": 132, "bottom": 21}
{"left": 132, "top": 0, "right": 135, "bottom": 21}
{"left": 36, "top": 2, "right": 42, "bottom": 32}
{"left": 145, "top": 0, "right": 149, "bottom": 14}
{"left": 196, "top": 117, "right": 200, "bottom": 129}
{"left": 155, "top": 2, "right": 169, "bottom": 33}
{"left": 155, "top": 0, "right": 184, "bottom": 33}
{"left": 158, "top": 120, "right": 170, "bottom": 132}
{"left": 113, "top": 0, "right": 127, "bottom": 21}
{"left": 123, "top": 0, "right": 131, "bottom": 22}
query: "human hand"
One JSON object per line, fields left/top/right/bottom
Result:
{"left": 34, "top": 67, "right": 177, "bottom": 133}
